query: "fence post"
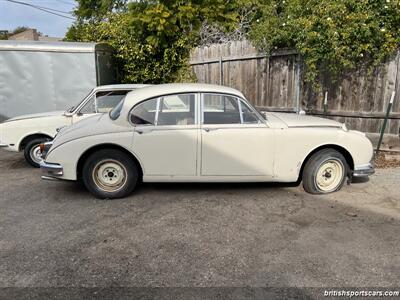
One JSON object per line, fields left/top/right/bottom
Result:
{"left": 219, "top": 57, "right": 223, "bottom": 85}
{"left": 376, "top": 91, "right": 395, "bottom": 155}
{"left": 295, "top": 55, "right": 301, "bottom": 113}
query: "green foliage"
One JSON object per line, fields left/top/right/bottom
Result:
{"left": 73, "top": 0, "right": 128, "bottom": 21}
{"left": 66, "top": 0, "right": 248, "bottom": 83}
{"left": 67, "top": 0, "right": 400, "bottom": 86}
{"left": 250, "top": 0, "right": 400, "bottom": 85}
{"left": 0, "top": 31, "right": 8, "bottom": 40}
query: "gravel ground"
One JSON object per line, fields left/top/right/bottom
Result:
{"left": 0, "top": 149, "right": 399, "bottom": 295}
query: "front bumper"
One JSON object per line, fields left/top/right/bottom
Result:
{"left": 0, "top": 142, "right": 8, "bottom": 148}
{"left": 40, "top": 161, "right": 63, "bottom": 178}
{"left": 353, "top": 163, "right": 375, "bottom": 177}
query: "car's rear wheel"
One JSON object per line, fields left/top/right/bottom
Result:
{"left": 82, "top": 149, "right": 138, "bottom": 199}
{"left": 24, "top": 138, "right": 50, "bottom": 168}
{"left": 302, "top": 149, "right": 348, "bottom": 194}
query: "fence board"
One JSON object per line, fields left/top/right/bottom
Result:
{"left": 190, "top": 41, "right": 400, "bottom": 135}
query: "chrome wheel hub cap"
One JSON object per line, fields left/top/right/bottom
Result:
{"left": 93, "top": 160, "right": 127, "bottom": 192}
{"left": 315, "top": 159, "right": 344, "bottom": 192}
{"left": 30, "top": 145, "right": 43, "bottom": 164}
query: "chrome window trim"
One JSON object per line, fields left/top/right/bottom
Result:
{"left": 238, "top": 98, "right": 244, "bottom": 124}
{"left": 238, "top": 99, "right": 262, "bottom": 124}
{"left": 154, "top": 97, "right": 161, "bottom": 126}
{"left": 66, "top": 89, "right": 95, "bottom": 116}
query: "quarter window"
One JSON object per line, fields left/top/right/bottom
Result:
{"left": 240, "top": 100, "right": 260, "bottom": 124}
{"left": 130, "top": 98, "right": 158, "bottom": 125}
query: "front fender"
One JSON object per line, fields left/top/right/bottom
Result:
{"left": 45, "top": 132, "right": 134, "bottom": 180}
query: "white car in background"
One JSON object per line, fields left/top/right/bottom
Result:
{"left": 40, "top": 83, "right": 374, "bottom": 199}
{"left": 0, "top": 84, "right": 147, "bottom": 167}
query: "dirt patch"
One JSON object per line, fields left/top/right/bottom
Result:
{"left": 374, "top": 151, "right": 400, "bottom": 169}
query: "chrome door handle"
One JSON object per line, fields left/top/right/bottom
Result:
{"left": 203, "top": 128, "right": 218, "bottom": 132}
{"left": 135, "top": 128, "right": 152, "bottom": 134}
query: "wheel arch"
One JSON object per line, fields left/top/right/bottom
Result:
{"left": 19, "top": 133, "right": 53, "bottom": 151}
{"left": 297, "top": 144, "right": 354, "bottom": 182}
{"left": 76, "top": 143, "right": 144, "bottom": 180}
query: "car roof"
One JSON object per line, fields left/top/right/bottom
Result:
{"left": 123, "top": 83, "right": 245, "bottom": 108}
{"left": 94, "top": 84, "right": 150, "bottom": 91}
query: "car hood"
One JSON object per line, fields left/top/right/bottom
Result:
{"left": 4, "top": 111, "right": 65, "bottom": 123}
{"left": 267, "top": 112, "right": 342, "bottom": 128}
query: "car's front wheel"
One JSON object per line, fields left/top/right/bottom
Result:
{"left": 24, "top": 138, "right": 50, "bottom": 168}
{"left": 82, "top": 149, "right": 138, "bottom": 199}
{"left": 302, "top": 149, "right": 349, "bottom": 194}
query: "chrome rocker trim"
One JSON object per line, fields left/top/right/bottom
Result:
{"left": 40, "top": 161, "right": 63, "bottom": 178}
{"left": 353, "top": 163, "right": 375, "bottom": 177}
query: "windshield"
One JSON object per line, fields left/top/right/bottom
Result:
{"left": 66, "top": 89, "right": 94, "bottom": 113}
{"left": 109, "top": 96, "right": 125, "bottom": 120}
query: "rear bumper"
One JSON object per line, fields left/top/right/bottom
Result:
{"left": 0, "top": 143, "right": 8, "bottom": 148}
{"left": 353, "top": 163, "right": 375, "bottom": 177}
{"left": 40, "top": 161, "right": 63, "bottom": 178}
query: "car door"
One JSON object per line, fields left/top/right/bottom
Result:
{"left": 200, "top": 93, "right": 274, "bottom": 177}
{"left": 72, "top": 90, "right": 129, "bottom": 123}
{"left": 130, "top": 93, "right": 199, "bottom": 176}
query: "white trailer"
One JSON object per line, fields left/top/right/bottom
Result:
{"left": 0, "top": 40, "right": 116, "bottom": 121}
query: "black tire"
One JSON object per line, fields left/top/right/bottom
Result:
{"left": 82, "top": 149, "right": 138, "bottom": 199}
{"left": 302, "top": 148, "right": 349, "bottom": 194}
{"left": 24, "top": 138, "right": 50, "bottom": 168}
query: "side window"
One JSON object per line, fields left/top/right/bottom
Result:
{"left": 158, "top": 94, "right": 195, "bottom": 125}
{"left": 203, "top": 94, "right": 241, "bottom": 124}
{"left": 130, "top": 98, "right": 158, "bottom": 125}
{"left": 80, "top": 90, "right": 130, "bottom": 114}
{"left": 240, "top": 100, "right": 260, "bottom": 124}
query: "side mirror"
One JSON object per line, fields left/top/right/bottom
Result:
{"left": 76, "top": 111, "right": 83, "bottom": 117}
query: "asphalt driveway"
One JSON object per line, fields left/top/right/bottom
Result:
{"left": 0, "top": 149, "right": 399, "bottom": 294}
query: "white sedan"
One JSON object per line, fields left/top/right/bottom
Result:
{"left": 0, "top": 84, "right": 147, "bottom": 167}
{"left": 40, "top": 84, "right": 374, "bottom": 199}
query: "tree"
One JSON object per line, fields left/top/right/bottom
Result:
{"left": 0, "top": 31, "right": 8, "bottom": 40}
{"left": 73, "top": 0, "right": 128, "bottom": 21}
{"left": 249, "top": 0, "right": 400, "bottom": 85}
{"left": 66, "top": 0, "right": 252, "bottom": 83}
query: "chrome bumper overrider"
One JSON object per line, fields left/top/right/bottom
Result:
{"left": 353, "top": 163, "right": 375, "bottom": 177}
{"left": 40, "top": 161, "right": 63, "bottom": 178}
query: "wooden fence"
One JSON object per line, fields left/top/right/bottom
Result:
{"left": 190, "top": 40, "right": 400, "bottom": 135}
